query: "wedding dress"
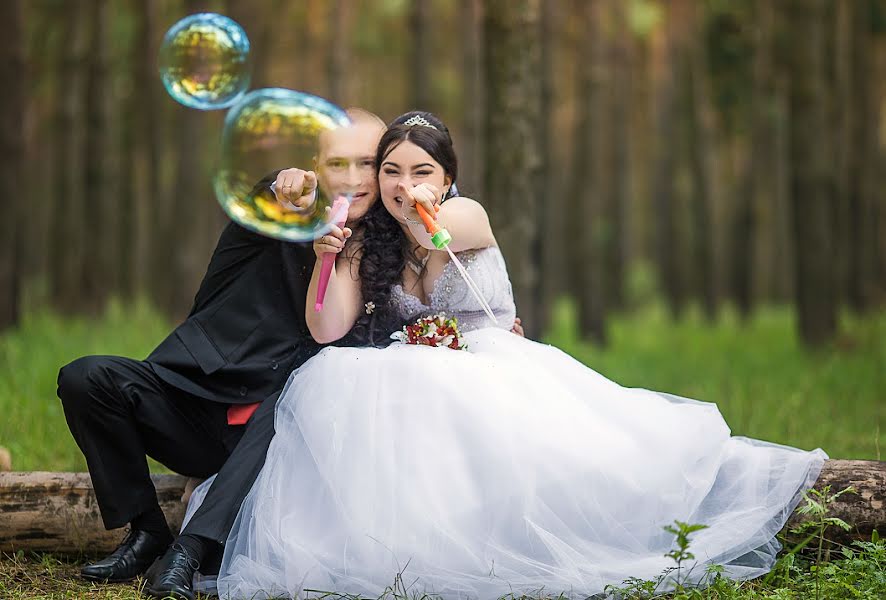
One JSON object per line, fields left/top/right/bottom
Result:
{"left": 188, "top": 246, "right": 826, "bottom": 599}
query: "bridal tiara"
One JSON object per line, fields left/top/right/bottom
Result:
{"left": 403, "top": 115, "right": 438, "bottom": 130}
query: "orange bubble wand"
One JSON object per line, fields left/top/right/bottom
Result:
{"left": 414, "top": 203, "right": 498, "bottom": 324}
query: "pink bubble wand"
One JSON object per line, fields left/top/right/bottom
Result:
{"left": 314, "top": 195, "right": 350, "bottom": 312}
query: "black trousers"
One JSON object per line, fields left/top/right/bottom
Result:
{"left": 57, "top": 355, "right": 278, "bottom": 544}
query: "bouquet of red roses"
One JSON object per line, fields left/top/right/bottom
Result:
{"left": 390, "top": 313, "right": 467, "bottom": 350}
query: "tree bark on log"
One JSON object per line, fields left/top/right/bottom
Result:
{"left": 784, "top": 459, "right": 886, "bottom": 545}
{"left": 1, "top": 460, "right": 883, "bottom": 555}
{"left": 0, "top": 472, "right": 188, "bottom": 555}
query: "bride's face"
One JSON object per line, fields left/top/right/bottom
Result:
{"left": 379, "top": 140, "right": 451, "bottom": 224}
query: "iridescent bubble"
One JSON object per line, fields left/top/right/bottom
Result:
{"left": 159, "top": 13, "right": 251, "bottom": 110}
{"left": 214, "top": 88, "right": 352, "bottom": 241}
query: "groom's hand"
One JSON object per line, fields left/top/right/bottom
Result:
{"left": 273, "top": 168, "right": 318, "bottom": 211}
{"left": 511, "top": 317, "right": 525, "bottom": 337}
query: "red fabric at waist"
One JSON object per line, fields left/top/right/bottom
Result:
{"left": 227, "top": 402, "right": 260, "bottom": 425}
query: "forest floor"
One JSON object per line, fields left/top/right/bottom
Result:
{"left": 1, "top": 299, "right": 884, "bottom": 598}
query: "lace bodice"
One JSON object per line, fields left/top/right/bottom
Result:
{"left": 390, "top": 246, "right": 516, "bottom": 332}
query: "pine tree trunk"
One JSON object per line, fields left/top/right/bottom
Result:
{"left": 846, "top": 0, "right": 879, "bottom": 313}
{"left": 683, "top": 3, "right": 716, "bottom": 321}
{"left": 786, "top": 0, "right": 838, "bottom": 347}
{"left": 0, "top": 0, "right": 24, "bottom": 331}
{"left": 82, "top": 0, "right": 114, "bottom": 312}
{"left": 535, "top": 0, "right": 557, "bottom": 336}
{"left": 410, "top": 0, "right": 432, "bottom": 110}
{"left": 484, "top": 0, "right": 541, "bottom": 336}
{"left": 651, "top": 3, "right": 684, "bottom": 319}
{"left": 569, "top": 0, "right": 607, "bottom": 344}
{"left": 327, "top": 0, "right": 351, "bottom": 104}
{"left": 459, "top": 0, "right": 485, "bottom": 199}
{"left": 49, "top": 1, "right": 88, "bottom": 314}
{"left": 133, "top": 0, "right": 162, "bottom": 302}
{"left": 606, "top": 0, "right": 630, "bottom": 314}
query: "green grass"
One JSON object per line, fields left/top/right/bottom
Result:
{"left": 1, "top": 300, "right": 885, "bottom": 597}
{"left": 0, "top": 300, "right": 172, "bottom": 472}
{"left": 545, "top": 300, "right": 886, "bottom": 461}
{"left": 1, "top": 299, "right": 883, "bottom": 472}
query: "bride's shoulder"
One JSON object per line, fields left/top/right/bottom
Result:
{"left": 443, "top": 196, "right": 489, "bottom": 218}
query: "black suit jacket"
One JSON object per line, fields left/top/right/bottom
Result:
{"left": 147, "top": 173, "right": 323, "bottom": 404}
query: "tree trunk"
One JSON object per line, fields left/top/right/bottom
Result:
{"left": 327, "top": 0, "right": 351, "bottom": 104}
{"left": 605, "top": 0, "right": 630, "bottom": 314}
{"left": 750, "top": 0, "right": 780, "bottom": 306}
{"left": 846, "top": 0, "right": 879, "bottom": 313}
{"left": 49, "top": 0, "right": 88, "bottom": 314}
{"left": 651, "top": 2, "right": 684, "bottom": 319}
{"left": 683, "top": 3, "right": 717, "bottom": 321}
{"left": 569, "top": 0, "right": 607, "bottom": 344}
{"left": 0, "top": 472, "right": 187, "bottom": 554}
{"left": 132, "top": 0, "right": 162, "bottom": 303}
{"left": 783, "top": 459, "right": 886, "bottom": 546}
{"left": 484, "top": 0, "right": 541, "bottom": 336}
{"left": 3, "top": 460, "right": 884, "bottom": 554}
{"left": 410, "top": 0, "right": 432, "bottom": 110}
{"left": 0, "top": 0, "right": 24, "bottom": 331}
{"left": 82, "top": 0, "right": 114, "bottom": 312}
{"left": 459, "top": 0, "right": 485, "bottom": 199}
{"left": 534, "top": 0, "right": 557, "bottom": 337}
{"left": 786, "top": 0, "right": 838, "bottom": 347}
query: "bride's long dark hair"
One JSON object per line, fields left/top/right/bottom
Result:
{"left": 349, "top": 111, "right": 459, "bottom": 345}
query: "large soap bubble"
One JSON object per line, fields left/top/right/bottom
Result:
{"left": 214, "top": 88, "right": 352, "bottom": 241}
{"left": 159, "top": 13, "right": 251, "bottom": 110}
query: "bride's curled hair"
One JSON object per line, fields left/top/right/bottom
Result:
{"left": 348, "top": 111, "right": 459, "bottom": 345}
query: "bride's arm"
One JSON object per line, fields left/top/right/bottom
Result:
{"left": 305, "top": 229, "right": 363, "bottom": 344}
{"left": 406, "top": 196, "right": 496, "bottom": 253}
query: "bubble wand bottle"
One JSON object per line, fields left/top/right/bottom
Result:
{"left": 314, "top": 195, "right": 350, "bottom": 311}
{"left": 414, "top": 203, "right": 498, "bottom": 324}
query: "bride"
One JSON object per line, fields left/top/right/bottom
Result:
{"left": 194, "top": 111, "right": 826, "bottom": 599}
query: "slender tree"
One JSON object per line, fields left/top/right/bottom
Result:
{"left": 786, "top": 0, "right": 838, "bottom": 346}
{"left": 49, "top": 0, "right": 88, "bottom": 313}
{"left": 0, "top": 0, "right": 24, "bottom": 330}
{"left": 484, "top": 0, "right": 541, "bottom": 336}
{"left": 410, "top": 0, "right": 432, "bottom": 110}
{"left": 327, "top": 0, "right": 352, "bottom": 104}
{"left": 681, "top": 2, "right": 717, "bottom": 320}
{"left": 459, "top": 0, "right": 485, "bottom": 198}
{"left": 846, "top": 0, "right": 880, "bottom": 312}
{"left": 569, "top": 0, "right": 607, "bottom": 344}
{"left": 651, "top": 1, "right": 684, "bottom": 318}
{"left": 535, "top": 0, "right": 558, "bottom": 333}
{"left": 82, "top": 0, "right": 114, "bottom": 312}
{"left": 605, "top": 0, "right": 631, "bottom": 314}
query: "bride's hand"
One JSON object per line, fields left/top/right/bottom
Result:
{"left": 398, "top": 182, "right": 441, "bottom": 224}
{"left": 313, "top": 223, "right": 352, "bottom": 260}
{"left": 273, "top": 168, "right": 318, "bottom": 211}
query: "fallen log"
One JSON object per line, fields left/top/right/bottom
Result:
{"left": 1, "top": 460, "right": 884, "bottom": 555}
{"left": 784, "top": 459, "right": 885, "bottom": 544}
{"left": 0, "top": 472, "right": 188, "bottom": 554}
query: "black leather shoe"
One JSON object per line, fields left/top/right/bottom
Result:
{"left": 144, "top": 543, "right": 200, "bottom": 600}
{"left": 80, "top": 528, "right": 172, "bottom": 583}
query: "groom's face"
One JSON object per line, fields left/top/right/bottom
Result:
{"left": 316, "top": 122, "right": 384, "bottom": 225}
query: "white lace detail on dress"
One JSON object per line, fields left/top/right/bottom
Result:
{"left": 389, "top": 246, "right": 516, "bottom": 331}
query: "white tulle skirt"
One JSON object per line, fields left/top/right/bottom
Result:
{"left": 196, "top": 328, "right": 825, "bottom": 599}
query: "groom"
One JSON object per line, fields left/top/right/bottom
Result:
{"left": 57, "top": 109, "right": 389, "bottom": 597}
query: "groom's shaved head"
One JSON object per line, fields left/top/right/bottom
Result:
{"left": 345, "top": 107, "right": 385, "bottom": 129}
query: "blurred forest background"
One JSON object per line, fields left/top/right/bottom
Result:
{"left": 0, "top": 0, "right": 884, "bottom": 344}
